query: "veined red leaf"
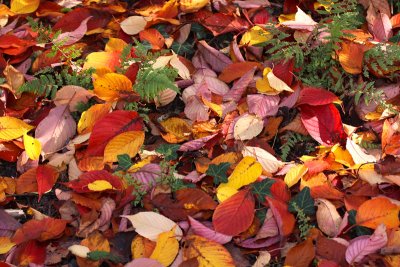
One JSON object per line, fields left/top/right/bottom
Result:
{"left": 86, "top": 110, "right": 143, "bottom": 157}
{"left": 212, "top": 189, "right": 255, "bottom": 236}
{"left": 297, "top": 87, "right": 340, "bottom": 106}
{"left": 299, "top": 103, "right": 346, "bottom": 146}
{"left": 53, "top": 7, "right": 111, "bottom": 32}
{"left": 36, "top": 165, "right": 59, "bottom": 201}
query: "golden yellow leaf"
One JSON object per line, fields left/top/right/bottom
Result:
{"left": 105, "top": 38, "right": 128, "bottom": 52}
{"left": 160, "top": 117, "right": 192, "bottom": 143}
{"left": 87, "top": 180, "right": 114, "bottom": 191}
{"left": 183, "top": 235, "right": 235, "bottom": 267}
{"left": 284, "top": 164, "right": 308, "bottom": 188}
{"left": 103, "top": 131, "right": 145, "bottom": 163}
{"left": 0, "top": 116, "right": 34, "bottom": 141}
{"left": 331, "top": 144, "right": 354, "bottom": 167}
{"left": 10, "top": 0, "right": 40, "bottom": 14}
{"left": 210, "top": 152, "right": 241, "bottom": 166}
{"left": 219, "top": 156, "right": 262, "bottom": 190}
{"left": 240, "top": 26, "right": 272, "bottom": 46}
{"left": 78, "top": 103, "right": 111, "bottom": 134}
{"left": 93, "top": 72, "right": 132, "bottom": 101}
{"left": 131, "top": 235, "right": 156, "bottom": 259}
{"left": 150, "top": 228, "right": 179, "bottom": 266}
{"left": 77, "top": 232, "right": 110, "bottom": 267}
{"left": 128, "top": 157, "right": 155, "bottom": 173}
{"left": 0, "top": 237, "right": 16, "bottom": 254}
{"left": 23, "top": 133, "right": 41, "bottom": 160}
{"left": 256, "top": 68, "right": 274, "bottom": 94}
{"left": 180, "top": 0, "right": 210, "bottom": 13}
{"left": 202, "top": 97, "right": 222, "bottom": 117}
{"left": 216, "top": 185, "right": 238, "bottom": 203}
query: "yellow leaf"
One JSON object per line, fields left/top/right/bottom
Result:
{"left": 284, "top": 164, "right": 308, "bottom": 188}
{"left": 256, "top": 68, "right": 274, "bottom": 94}
{"left": 0, "top": 116, "right": 34, "bottom": 141}
{"left": 0, "top": 237, "right": 16, "bottom": 254}
{"left": 93, "top": 72, "right": 133, "bottom": 101}
{"left": 216, "top": 185, "right": 238, "bottom": 203}
{"left": 128, "top": 157, "right": 154, "bottom": 173}
{"left": 180, "top": 0, "right": 210, "bottom": 13}
{"left": 331, "top": 144, "right": 354, "bottom": 167}
{"left": 131, "top": 235, "right": 156, "bottom": 259}
{"left": 278, "top": 13, "right": 296, "bottom": 23}
{"left": 78, "top": 103, "right": 111, "bottom": 134}
{"left": 218, "top": 156, "right": 262, "bottom": 192}
{"left": 266, "top": 70, "right": 293, "bottom": 93}
{"left": 202, "top": 97, "right": 222, "bottom": 117}
{"left": 87, "top": 180, "right": 114, "bottom": 191}
{"left": 183, "top": 235, "right": 235, "bottom": 267}
{"left": 240, "top": 26, "right": 272, "bottom": 46}
{"left": 150, "top": 228, "right": 179, "bottom": 266}
{"left": 160, "top": 117, "right": 192, "bottom": 143}
{"left": 103, "top": 131, "right": 145, "bottom": 163}
{"left": 83, "top": 51, "right": 121, "bottom": 72}
{"left": 10, "top": 0, "right": 40, "bottom": 14}
{"left": 23, "top": 133, "right": 41, "bottom": 160}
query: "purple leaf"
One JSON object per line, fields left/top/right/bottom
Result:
{"left": 345, "top": 224, "right": 388, "bottom": 264}
{"left": 255, "top": 209, "right": 279, "bottom": 240}
{"left": 197, "top": 40, "right": 232, "bottom": 73}
{"left": 130, "top": 164, "right": 161, "bottom": 191}
{"left": 247, "top": 94, "right": 280, "bottom": 118}
{"left": 188, "top": 216, "right": 232, "bottom": 244}
{"left": 237, "top": 235, "right": 280, "bottom": 249}
{"left": 184, "top": 95, "right": 209, "bottom": 122}
{"left": 0, "top": 208, "right": 21, "bottom": 237}
{"left": 35, "top": 105, "right": 76, "bottom": 156}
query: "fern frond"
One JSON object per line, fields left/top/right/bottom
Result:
{"left": 18, "top": 74, "right": 58, "bottom": 98}
{"left": 280, "top": 132, "right": 315, "bottom": 161}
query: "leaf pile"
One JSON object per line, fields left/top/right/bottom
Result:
{"left": 1, "top": 0, "right": 400, "bottom": 266}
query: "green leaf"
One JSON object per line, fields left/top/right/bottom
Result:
{"left": 288, "top": 187, "right": 315, "bottom": 216}
{"left": 348, "top": 210, "right": 373, "bottom": 237}
{"left": 251, "top": 178, "right": 275, "bottom": 203}
{"left": 117, "top": 154, "right": 133, "bottom": 171}
{"left": 87, "top": 251, "right": 122, "bottom": 263}
{"left": 156, "top": 144, "right": 180, "bottom": 161}
{"left": 171, "top": 41, "right": 194, "bottom": 57}
{"left": 206, "top": 162, "right": 231, "bottom": 185}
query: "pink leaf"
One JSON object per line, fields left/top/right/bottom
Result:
{"left": 54, "top": 85, "right": 94, "bottom": 112}
{"left": 223, "top": 68, "right": 256, "bottom": 102}
{"left": 237, "top": 235, "right": 280, "bottom": 249}
{"left": 35, "top": 105, "right": 76, "bottom": 156}
{"left": 255, "top": 209, "right": 279, "bottom": 240}
{"left": 345, "top": 224, "right": 388, "bottom": 264}
{"left": 184, "top": 95, "right": 209, "bottom": 122}
{"left": 299, "top": 103, "right": 346, "bottom": 146}
{"left": 247, "top": 94, "right": 279, "bottom": 118}
{"left": 232, "top": 0, "right": 270, "bottom": 8}
{"left": 188, "top": 216, "right": 232, "bottom": 244}
{"left": 54, "top": 16, "right": 91, "bottom": 46}
{"left": 197, "top": 40, "right": 232, "bottom": 72}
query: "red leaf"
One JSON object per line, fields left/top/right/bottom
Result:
{"left": 212, "top": 189, "right": 255, "bottom": 236}
{"left": 64, "top": 170, "right": 124, "bottom": 193}
{"left": 265, "top": 196, "right": 295, "bottom": 236}
{"left": 12, "top": 218, "right": 67, "bottom": 244}
{"left": 53, "top": 7, "right": 111, "bottom": 32}
{"left": 36, "top": 165, "right": 59, "bottom": 201}
{"left": 299, "top": 104, "right": 346, "bottom": 146}
{"left": 297, "top": 87, "right": 340, "bottom": 106}
{"left": 86, "top": 110, "right": 143, "bottom": 156}
{"left": 273, "top": 59, "right": 294, "bottom": 86}
{"left": 270, "top": 179, "right": 291, "bottom": 202}
{"left": 15, "top": 240, "right": 46, "bottom": 266}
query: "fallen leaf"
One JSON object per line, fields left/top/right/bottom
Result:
{"left": 356, "top": 197, "right": 400, "bottom": 229}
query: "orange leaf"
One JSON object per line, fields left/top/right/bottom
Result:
{"left": 93, "top": 72, "right": 132, "bottom": 101}
{"left": 356, "top": 197, "right": 400, "bottom": 229}
{"left": 103, "top": 131, "right": 145, "bottom": 163}
{"left": 12, "top": 218, "right": 67, "bottom": 244}
{"left": 337, "top": 40, "right": 371, "bottom": 74}
{"left": 218, "top": 62, "right": 260, "bottom": 83}
{"left": 284, "top": 238, "right": 316, "bottom": 267}
{"left": 212, "top": 189, "right": 255, "bottom": 236}
{"left": 139, "top": 28, "right": 165, "bottom": 50}
{"left": 160, "top": 117, "right": 192, "bottom": 143}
